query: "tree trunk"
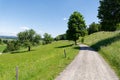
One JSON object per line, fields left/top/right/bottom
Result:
{"left": 28, "top": 46, "right": 30, "bottom": 51}
{"left": 75, "top": 40, "right": 77, "bottom": 45}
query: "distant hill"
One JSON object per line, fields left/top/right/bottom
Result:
{"left": 0, "top": 35, "right": 17, "bottom": 39}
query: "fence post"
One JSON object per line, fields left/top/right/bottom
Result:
{"left": 16, "top": 66, "right": 19, "bottom": 80}
{"left": 64, "top": 49, "right": 66, "bottom": 58}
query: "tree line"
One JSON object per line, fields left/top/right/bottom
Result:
{"left": 1, "top": 29, "right": 53, "bottom": 53}
{"left": 65, "top": 0, "right": 120, "bottom": 44}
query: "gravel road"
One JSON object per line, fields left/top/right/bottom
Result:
{"left": 55, "top": 44, "right": 119, "bottom": 80}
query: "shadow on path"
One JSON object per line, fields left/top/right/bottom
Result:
{"left": 80, "top": 46, "right": 94, "bottom": 51}
{"left": 55, "top": 44, "right": 73, "bottom": 48}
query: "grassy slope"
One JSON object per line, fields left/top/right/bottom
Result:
{"left": 0, "top": 45, "right": 6, "bottom": 52}
{"left": 0, "top": 41, "right": 79, "bottom": 80}
{"left": 83, "top": 31, "right": 120, "bottom": 78}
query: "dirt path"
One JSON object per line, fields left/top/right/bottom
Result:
{"left": 55, "top": 44, "right": 119, "bottom": 80}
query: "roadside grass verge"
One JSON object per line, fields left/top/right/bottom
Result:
{"left": 0, "top": 40, "right": 79, "bottom": 80}
{"left": 83, "top": 31, "right": 120, "bottom": 78}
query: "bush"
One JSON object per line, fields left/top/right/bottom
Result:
{"left": 3, "top": 40, "right": 20, "bottom": 53}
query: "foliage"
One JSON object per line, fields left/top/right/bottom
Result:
{"left": 43, "top": 33, "right": 53, "bottom": 44}
{"left": 55, "top": 34, "right": 67, "bottom": 41}
{"left": 0, "top": 41, "right": 79, "bottom": 80}
{"left": 3, "top": 40, "right": 8, "bottom": 44}
{"left": 88, "top": 22, "right": 101, "bottom": 34}
{"left": 116, "top": 23, "right": 120, "bottom": 30}
{"left": 98, "top": 0, "right": 120, "bottom": 31}
{"left": 66, "top": 11, "right": 87, "bottom": 44}
{"left": 3, "top": 40, "right": 20, "bottom": 53}
{"left": 83, "top": 31, "right": 120, "bottom": 78}
{"left": 17, "top": 29, "right": 41, "bottom": 51}
{"left": 0, "top": 38, "right": 2, "bottom": 44}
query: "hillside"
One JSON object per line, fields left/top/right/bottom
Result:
{"left": 83, "top": 31, "right": 120, "bottom": 78}
{"left": 0, "top": 45, "right": 6, "bottom": 52}
{"left": 0, "top": 41, "right": 79, "bottom": 80}
{"left": 0, "top": 35, "right": 17, "bottom": 39}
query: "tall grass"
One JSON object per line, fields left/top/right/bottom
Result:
{"left": 83, "top": 31, "right": 120, "bottom": 78}
{"left": 0, "top": 41, "right": 79, "bottom": 80}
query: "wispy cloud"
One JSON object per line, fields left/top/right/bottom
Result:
{"left": 63, "top": 17, "right": 68, "bottom": 21}
{"left": 20, "top": 26, "right": 30, "bottom": 30}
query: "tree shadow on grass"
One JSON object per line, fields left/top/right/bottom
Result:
{"left": 73, "top": 46, "right": 80, "bottom": 50}
{"left": 11, "top": 50, "right": 35, "bottom": 54}
{"left": 55, "top": 44, "right": 73, "bottom": 48}
{"left": 90, "top": 33, "right": 120, "bottom": 51}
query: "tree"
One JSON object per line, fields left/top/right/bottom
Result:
{"left": 88, "top": 22, "right": 101, "bottom": 34}
{"left": 3, "top": 40, "right": 8, "bottom": 44}
{"left": 55, "top": 34, "right": 66, "bottom": 41}
{"left": 17, "top": 29, "right": 41, "bottom": 51}
{"left": 3, "top": 40, "right": 20, "bottom": 53}
{"left": 98, "top": 0, "right": 120, "bottom": 31}
{"left": 66, "top": 11, "right": 87, "bottom": 45}
{"left": 0, "top": 38, "right": 2, "bottom": 44}
{"left": 43, "top": 33, "right": 53, "bottom": 44}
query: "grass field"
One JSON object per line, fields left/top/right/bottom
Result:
{"left": 83, "top": 31, "right": 120, "bottom": 78}
{"left": 0, "top": 45, "right": 6, "bottom": 52}
{"left": 0, "top": 41, "right": 79, "bottom": 80}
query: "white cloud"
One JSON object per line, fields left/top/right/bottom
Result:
{"left": 63, "top": 17, "right": 68, "bottom": 21}
{"left": 20, "top": 26, "right": 30, "bottom": 30}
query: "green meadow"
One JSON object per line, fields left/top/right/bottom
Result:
{"left": 0, "top": 45, "right": 6, "bottom": 52}
{"left": 0, "top": 41, "right": 79, "bottom": 80}
{"left": 83, "top": 31, "right": 120, "bottom": 78}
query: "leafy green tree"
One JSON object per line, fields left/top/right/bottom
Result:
{"left": 33, "top": 34, "right": 41, "bottom": 45}
{"left": 98, "top": 0, "right": 120, "bottom": 31}
{"left": 55, "top": 34, "right": 66, "bottom": 41}
{"left": 43, "top": 33, "right": 53, "bottom": 44}
{"left": 0, "top": 38, "right": 2, "bottom": 44}
{"left": 66, "top": 11, "right": 87, "bottom": 45}
{"left": 88, "top": 22, "right": 101, "bottom": 34}
{"left": 3, "top": 40, "right": 20, "bottom": 53}
{"left": 17, "top": 29, "right": 41, "bottom": 51}
{"left": 3, "top": 40, "right": 8, "bottom": 44}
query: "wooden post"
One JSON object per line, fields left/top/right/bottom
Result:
{"left": 64, "top": 49, "right": 66, "bottom": 58}
{"left": 16, "top": 66, "right": 19, "bottom": 80}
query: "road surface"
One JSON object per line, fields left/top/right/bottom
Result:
{"left": 55, "top": 44, "right": 119, "bottom": 80}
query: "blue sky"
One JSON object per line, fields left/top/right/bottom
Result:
{"left": 0, "top": 0, "right": 99, "bottom": 37}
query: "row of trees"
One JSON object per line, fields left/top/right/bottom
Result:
{"left": 66, "top": 0, "right": 120, "bottom": 44}
{"left": 3, "top": 30, "right": 53, "bottom": 52}
{"left": 55, "top": 34, "right": 67, "bottom": 41}
{"left": 87, "top": 22, "right": 101, "bottom": 35}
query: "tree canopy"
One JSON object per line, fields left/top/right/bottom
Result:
{"left": 17, "top": 29, "right": 41, "bottom": 51}
{"left": 43, "top": 33, "right": 53, "bottom": 44}
{"left": 66, "top": 11, "right": 87, "bottom": 44}
{"left": 55, "top": 34, "right": 66, "bottom": 41}
{"left": 98, "top": 0, "right": 120, "bottom": 31}
{"left": 88, "top": 22, "right": 101, "bottom": 34}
